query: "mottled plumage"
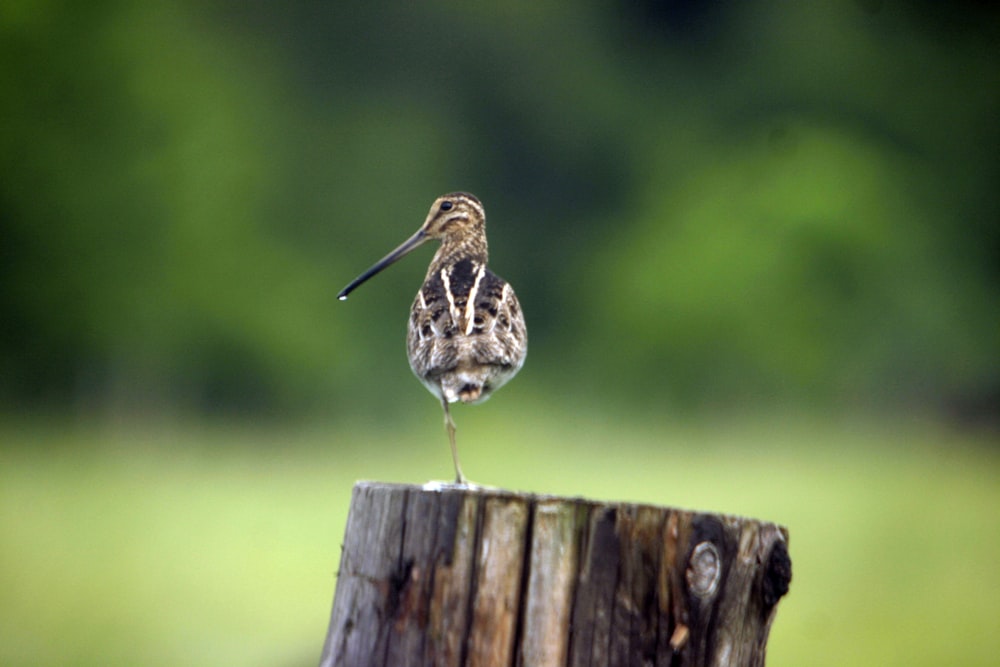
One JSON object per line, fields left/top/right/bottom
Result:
{"left": 338, "top": 192, "right": 527, "bottom": 483}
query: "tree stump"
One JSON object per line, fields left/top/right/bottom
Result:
{"left": 319, "top": 482, "right": 791, "bottom": 667}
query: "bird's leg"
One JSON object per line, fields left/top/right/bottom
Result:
{"left": 440, "top": 394, "right": 467, "bottom": 485}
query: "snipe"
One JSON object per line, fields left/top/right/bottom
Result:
{"left": 338, "top": 192, "right": 527, "bottom": 484}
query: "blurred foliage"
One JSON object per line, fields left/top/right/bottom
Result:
{"left": 1, "top": 0, "right": 998, "bottom": 419}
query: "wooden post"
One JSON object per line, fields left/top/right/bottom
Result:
{"left": 319, "top": 482, "right": 791, "bottom": 667}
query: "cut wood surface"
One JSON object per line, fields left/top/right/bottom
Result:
{"left": 319, "top": 482, "right": 791, "bottom": 667}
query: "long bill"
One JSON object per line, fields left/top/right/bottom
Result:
{"left": 337, "top": 229, "right": 428, "bottom": 300}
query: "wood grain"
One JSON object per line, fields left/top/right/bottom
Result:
{"left": 318, "top": 482, "right": 791, "bottom": 667}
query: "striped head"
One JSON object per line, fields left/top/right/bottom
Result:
{"left": 420, "top": 192, "right": 486, "bottom": 243}
{"left": 419, "top": 192, "right": 488, "bottom": 271}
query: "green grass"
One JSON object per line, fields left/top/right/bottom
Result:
{"left": 1, "top": 409, "right": 998, "bottom": 666}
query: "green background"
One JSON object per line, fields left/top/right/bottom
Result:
{"left": 2, "top": 1, "right": 998, "bottom": 665}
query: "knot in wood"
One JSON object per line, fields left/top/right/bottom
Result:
{"left": 761, "top": 540, "right": 792, "bottom": 607}
{"left": 686, "top": 541, "right": 721, "bottom": 599}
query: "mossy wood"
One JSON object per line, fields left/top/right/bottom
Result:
{"left": 319, "top": 481, "right": 791, "bottom": 667}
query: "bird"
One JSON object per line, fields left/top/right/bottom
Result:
{"left": 337, "top": 192, "right": 527, "bottom": 484}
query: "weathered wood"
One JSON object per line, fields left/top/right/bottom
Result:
{"left": 319, "top": 482, "right": 791, "bottom": 667}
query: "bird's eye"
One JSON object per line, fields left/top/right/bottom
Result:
{"left": 440, "top": 201, "right": 453, "bottom": 211}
